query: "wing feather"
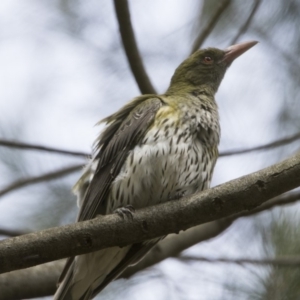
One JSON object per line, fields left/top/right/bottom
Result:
{"left": 78, "top": 97, "right": 163, "bottom": 221}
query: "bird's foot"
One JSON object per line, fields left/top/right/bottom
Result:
{"left": 114, "top": 205, "right": 135, "bottom": 221}
{"left": 170, "top": 189, "right": 186, "bottom": 200}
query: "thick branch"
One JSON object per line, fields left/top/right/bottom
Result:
{"left": 113, "top": 0, "right": 156, "bottom": 94}
{"left": 124, "top": 190, "right": 300, "bottom": 278}
{"left": 1, "top": 191, "right": 299, "bottom": 299}
{"left": 190, "top": 0, "right": 231, "bottom": 54}
{"left": 0, "top": 139, "right": 89, "bottom": 157}
{"left": 0, "top": 164, "right": 82, "bottom": 198}
{"left": 1, "top": 151, "right": 300, "bottom": 274}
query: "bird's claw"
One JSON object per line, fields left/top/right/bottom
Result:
{"left": 170, "top": 190, "right": 186, "bottom": 200}
{"left": 114, "top": 205, "right": 135, "bottom": 220}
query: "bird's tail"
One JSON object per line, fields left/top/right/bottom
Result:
{"left": 53, "top": 247, "right": 131, "bottom": 300}
{"left": 53, "top": 263, "right": 74, "bottom": 300}
{"left": 53, "top": 259, "right": 94, "bottom": 300}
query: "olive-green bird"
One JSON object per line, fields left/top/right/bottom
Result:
{"left": 54, "top": 40, "right": 257, "bottom": 300}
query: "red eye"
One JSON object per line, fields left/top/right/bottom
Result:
{"left": 203, "top": 56, "right": 213, "bottom": 64}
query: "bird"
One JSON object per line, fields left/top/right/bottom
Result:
{"left": 54, "top": 40, "right": 257, "bottom": 300}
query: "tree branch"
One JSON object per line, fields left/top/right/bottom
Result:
{"left": 0, "top": 164, "right": 83, "bottom": 198}
{"left": 0, "top": 139, "right": 89, "bottom": 158}
{"left": 180, "top": 255, "right": 300, "bottom": 267}
{"left": 0, "top": 228, "right": 29, "bottom": 237}
{"left": 123, "top": 190, "right": 300, "bottom": 278}
{"left": 1, "top": 151, "right": 300, "bottom": 274}
{"left": 219, "top": 131, "right": 300, "bottom": 157}
{"left": 1, "top": 190, "right": 299, "bottom": 299}
{"left": 0, "top": 260, "right": 63, "bottom": 300}
{"left": 229, "top": 0, "right": 261, "bottom": 45}
{"left": 190, "top": 0, "right": 231, "bottom": 54}
{"left": 113, "top": 0, "right": 156, "bottom": 94}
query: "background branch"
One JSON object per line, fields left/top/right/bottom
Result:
{"left": 0, "top": 164, "right": 82, "bottom": 198}
{"left": 0, "top": 139, "right": 89, "bottom": 158}
{"left": 179, "top": 255, "right": 300, "bottom": 267}
{"left": 0, "top": 260, "right": 63, "bottom": 300}
{"left": 190, "top": 0, "right": 231, "bottom": 54}
{"left": 0, "top": 228, "right": 29, "bottom": 237}
{"left": 229, "top": 0, "right": 261, "bottom": 44}
{"left": 113, "top": 0, "right": 156, "bottom": 94}
{"left": 219, "top": 131, "right": 300, "bottom": 157}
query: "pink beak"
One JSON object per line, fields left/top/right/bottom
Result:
{"left": 223, "top": 41, "right": 258, "bottom": 64}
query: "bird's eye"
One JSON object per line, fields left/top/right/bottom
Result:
{"left": 203, "top": 56, "right": 213, "bottom": 64}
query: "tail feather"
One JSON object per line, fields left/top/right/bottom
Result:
{"left": 53, "top": 261, "right": 75, "bottom": 300}
{"left": 92, "top": 240, "right": 161, "bottom": 298}
{"left": 54, "top": 239, "right": 161, "bottom": 299}
{"left": 53, "top": 246, "right": 131, "bottom": 300}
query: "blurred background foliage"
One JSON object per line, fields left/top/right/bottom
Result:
{"left": 0, "top": 0, "right": 300, "bottom": 299}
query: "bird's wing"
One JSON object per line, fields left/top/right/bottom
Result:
{"left": 57, "top": 96, "right": 163, "bottom": 288}
{"left": 77, "top": 96, "right": 163, "bottom": 221}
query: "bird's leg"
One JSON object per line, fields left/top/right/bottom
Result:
{"left": 114, "top": 205, "right": 136, "bottom": 221}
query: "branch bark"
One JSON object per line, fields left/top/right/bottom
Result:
{"left": 113, "top": 0, "right": 156, "bottom": 94}
{"left": 1, "top": 151, "right": 300, "bottom": 275}
{"left": 1, "top": 191, "right": 300, "bottom": 299}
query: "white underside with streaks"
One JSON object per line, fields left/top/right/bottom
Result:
{"left": 108, "top": 126, "right": 212, "bottom": 212}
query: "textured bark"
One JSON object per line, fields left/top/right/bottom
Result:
{"left": 1, "top": 191, "right": 300, "bottom": 299}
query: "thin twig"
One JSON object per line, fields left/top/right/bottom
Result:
{"left": 0, "top": 164, "right": 83, "bottom": 198}
{"left": 229, "top": 0, "right": 261, "bottom": 45}
{"left": 0, "top": 228, "right": 29, "bottom": 237}
{"left": 113, "top": 0, "right": 156, "bottom": 94}
{"left": 180, "top": 255, "right": 300, "bottom": 267}
{"left": 190, "top": 0, "right": 231, "bottom": 54}
{"left": 0, "top": 139, "right": 89, "bottom": 158}
{"left": 219, "top": 131, "right": 300, "bottom": 157}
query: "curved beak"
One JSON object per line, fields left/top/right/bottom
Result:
{"left": 223, "top": 41, "right": 258, "bottom": 64}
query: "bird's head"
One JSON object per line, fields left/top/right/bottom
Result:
{"left": 167, "top": 41, "right": 258, "bottom": 95}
